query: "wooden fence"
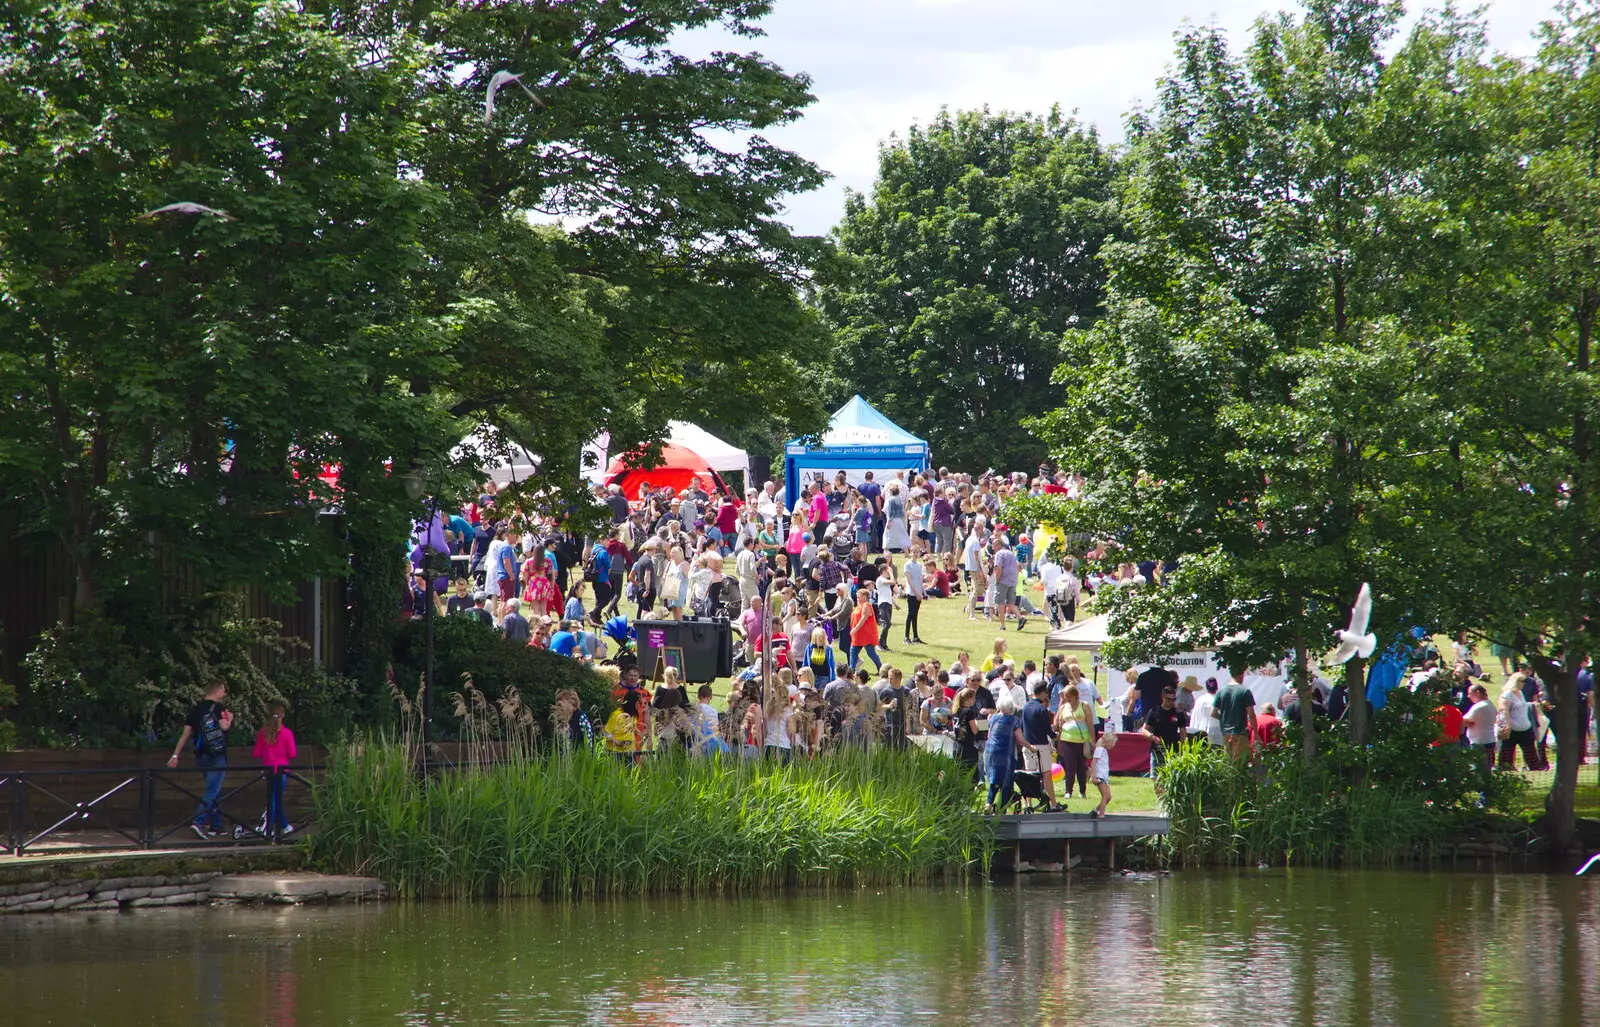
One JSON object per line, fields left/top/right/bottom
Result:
{"left": 0, "top": 518, "right": 349, "bottom": 690}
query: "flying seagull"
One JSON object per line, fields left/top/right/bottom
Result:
{"left": 137, "top": 202, "right": 235, "bottom": 221}
{"left": 1330, "top": 582, "right": 1376, "bottom": 664}
{"left": 485, "top": 70, "right": 542, "bottom": 124}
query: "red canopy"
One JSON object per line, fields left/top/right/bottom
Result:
{"left": 605, "top": 443, "right": 727, "bottom": 500}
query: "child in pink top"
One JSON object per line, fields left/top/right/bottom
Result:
{"left": 252, "top": 704, "right": 297, "bottom": 836}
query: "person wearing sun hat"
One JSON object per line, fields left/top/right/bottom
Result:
{"left": 1176, "top": 674, "right": 1201, "bottom": 716}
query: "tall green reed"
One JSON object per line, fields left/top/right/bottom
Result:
{"left": 310, "top": 741, "right": 992, "bottom": 898}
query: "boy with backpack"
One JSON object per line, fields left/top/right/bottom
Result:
{"left": 167, "top": 680, "right": 233, "bottom": 838}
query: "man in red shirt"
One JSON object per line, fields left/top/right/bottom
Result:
{"left": 1253, "top": 703, "right": 1283, "bottom": 746}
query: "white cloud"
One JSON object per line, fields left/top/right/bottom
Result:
{"left": 679, "top": 0, "right": 1557, "bottom": 236}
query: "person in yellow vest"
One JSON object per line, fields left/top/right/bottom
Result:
{"left": 603, "top": 690, "right": 646, "bottom": 764}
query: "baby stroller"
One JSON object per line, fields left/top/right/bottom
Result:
{"left": 1010, "top": 769, "right": 1051, "bottom": 815}
{"left": 718, "top": 578, "right": 744, "bottom": 621}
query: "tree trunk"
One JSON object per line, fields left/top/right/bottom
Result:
{"left": 1294, "top": 626, "right": 1316, "bottom": 763}
{"left": 342, "top": 450, "right": 405, "bottom": 715}
{"left": 1540, "top": 653, "right": 1583, "bottom": 855}
{"left": 1345, "top": 656, "right": 1368, "bottom": 745}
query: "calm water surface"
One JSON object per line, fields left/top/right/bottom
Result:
{"left": 0, "top": 871, "right": 1595, "bottom": 1026}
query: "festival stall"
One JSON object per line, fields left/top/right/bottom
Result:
{"left": 783, "top": 395, "right": 930, "bottom": 504}
{"left": 1044, "top": 613, "right": 1292, "bottom": 772}
{"left": 604, "top": 442, "right": 736, "bottom": 500}
{"left": 582, "top": 422, "right": 750, "bottom": 489}
{"left": 455, "top": 426, "right": 540, "bottom": 487}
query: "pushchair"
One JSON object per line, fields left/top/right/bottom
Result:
{"left": 1010, "top": 769, "right": 1051, "bottom": 815}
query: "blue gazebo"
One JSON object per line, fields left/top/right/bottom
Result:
{"left": 783, "top": 396, "right": 930, "bottom": 503}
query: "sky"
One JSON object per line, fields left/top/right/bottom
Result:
{"left": 679, "top": 0, "right": 1557, "bottom": 237}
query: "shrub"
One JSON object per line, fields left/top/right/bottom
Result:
{"left": 21, "top": 594, "right": 291, "bottom": 748}
{"left": 266, "top": 661, "right": 365, "bottom": 747}
{"left": 22, "top": 611, "right": 160, "bottom": 747}
{"left": 1158, "top": 686, "right": 1521, "bottom": 867}
{"left": 391, "top": 615, "right": 613, "bottom": 741}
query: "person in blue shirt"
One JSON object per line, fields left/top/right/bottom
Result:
{"left": 589, "top": 542, "right": 614, "bottom": 615}
{"left": 446, "top": 513, "right": 473, "bottom": 552}
{"left": 983, "top": 693, "right": 1027, "bottom": 815}
{"left": 549, "top": 622, "right": 579, "bottom": 658}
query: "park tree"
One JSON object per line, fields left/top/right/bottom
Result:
{"left": 1, "top": 0, "right": 832, "bottom": 715}
{"left": 1455, "top": 1, "right": 1600, "bottom": 852}
{"left": 0, "top": 0, "right": 445, "bottom": 612}
{"left": 310, "top": 0, "right": 832, "bottom": 690}
{"left": 817, "top": 108, "right": 1120, "bottom": 471}
{"left": 1021, "top": 0, "right": 1517, "bottom": 761}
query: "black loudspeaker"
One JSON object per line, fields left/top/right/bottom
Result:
{"left": 634, "top": 619, "right": 733, "bottom": 684}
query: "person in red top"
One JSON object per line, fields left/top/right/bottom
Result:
{"left": 1253, "top": 703, "right": 1283, "bottom": 746}
{"left": 848, "top": 590, "right": 882, "bottom": 672}
{"left": 252, "top": 703, "right": 298, "bottom": 838}
{"left": 1430, "top": 700, "right": 1464, "bottom": 746}
{"left": 714, "top": 494, "right": 738, "bottom": 545}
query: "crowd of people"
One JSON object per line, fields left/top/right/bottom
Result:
{"left": 389, "top": 462, "right": 1597, "bottom": 817}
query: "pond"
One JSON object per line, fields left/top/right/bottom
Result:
{"left": 0, "top": 871, "right": 1594, "bottom": 1026}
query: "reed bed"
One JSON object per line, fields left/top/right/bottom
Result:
{"left": 310, "top": 741, "right": 992, "bottom": 898}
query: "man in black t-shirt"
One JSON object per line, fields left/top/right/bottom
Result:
{"left": 465, "top": 595, "right": 493, "bottom": 624}
{"left": 1021, "top": 680, "right": 1062, "bottom": 810}
{"left": 1130, "top": 664, "right": 1172, "bottom": 730}
{"left": 1140, "top": 686, "right": 1190, "bottom": 772}
{"left": 445, "top": 578, "right": 476, "bottom": 616}
{"left": 881, "top": 669, "right": 913, "bottom": 749}
{"left": 167, "top": 680, "right": 233, "bottom": 838}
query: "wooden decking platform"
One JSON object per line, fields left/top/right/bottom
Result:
{"left": 986, "top": 812, "right": 1168, "bottom": 841}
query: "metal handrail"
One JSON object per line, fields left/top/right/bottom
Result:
{"left": 2, "top": 764, "right": 324, "bottom": 856}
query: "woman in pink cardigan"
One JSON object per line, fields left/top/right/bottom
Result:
{"left": 252, "top": 703, "right": 297, "bottom": 837}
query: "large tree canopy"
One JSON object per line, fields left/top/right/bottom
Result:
{"left": 1020, "top": 0, "right": 1597, "bottom": 845}
{"left": 0, "top": 0, "right": 444, "bottom": 607}
{"left": 1021, "top": 0, "right": 1522, "bottom": 756}
{"left": 0, "top": 0, "right": 831, "bottom": 709}
{"left": 818, "top": 108, "right": 1120, "bottom": 471}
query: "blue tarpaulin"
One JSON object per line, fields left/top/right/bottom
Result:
{"left": 783, "top": 396, "right": 929, "bottom": 503}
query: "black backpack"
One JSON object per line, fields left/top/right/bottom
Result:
{"left": 195, "top": 705, "right": 228, "bottom": 758}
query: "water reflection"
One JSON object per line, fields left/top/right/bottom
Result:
{"left": 0, "top": 872, "right": 1593, "bottom": 1026}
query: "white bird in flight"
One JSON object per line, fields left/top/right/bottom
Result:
{"left": 138, "top": 202, "right": 235, "bottom": 221}
{"left": 1330, "top": 582, "right": 1376, "bottom": 664}
{"left": 485, "top": 71, "right": 542, "bottom": 124}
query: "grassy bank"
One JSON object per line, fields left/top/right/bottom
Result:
{"left": 310, "top": 742, "right": 991, "bottom": 898}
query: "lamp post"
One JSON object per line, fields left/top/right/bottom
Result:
{"left": 403, "top": 465, "right": 441, "bottom": 750}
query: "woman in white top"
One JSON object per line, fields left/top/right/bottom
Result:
{"left": 779, "top": 586, "right": 805, "bottom": 642}
{"left": 874, "top": 561, "right": 898, "bottom": 650}
{"left": 1189, "top": 680, "right": 1222, "bottom": 746}
{"left": 688, "top": 553, "right": 717, "bottom": 612}
{"left": 1066, "top": 664, "right": 1099, "bottom": 728}
{"left": 664, "top": 546, "right": 690, "bottom": 621}
{"left": 1497, "top": 679, "right": 1538, "bottom": 770}
{"left": 762, "top": 681, "right": 794, "bottom": 764}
